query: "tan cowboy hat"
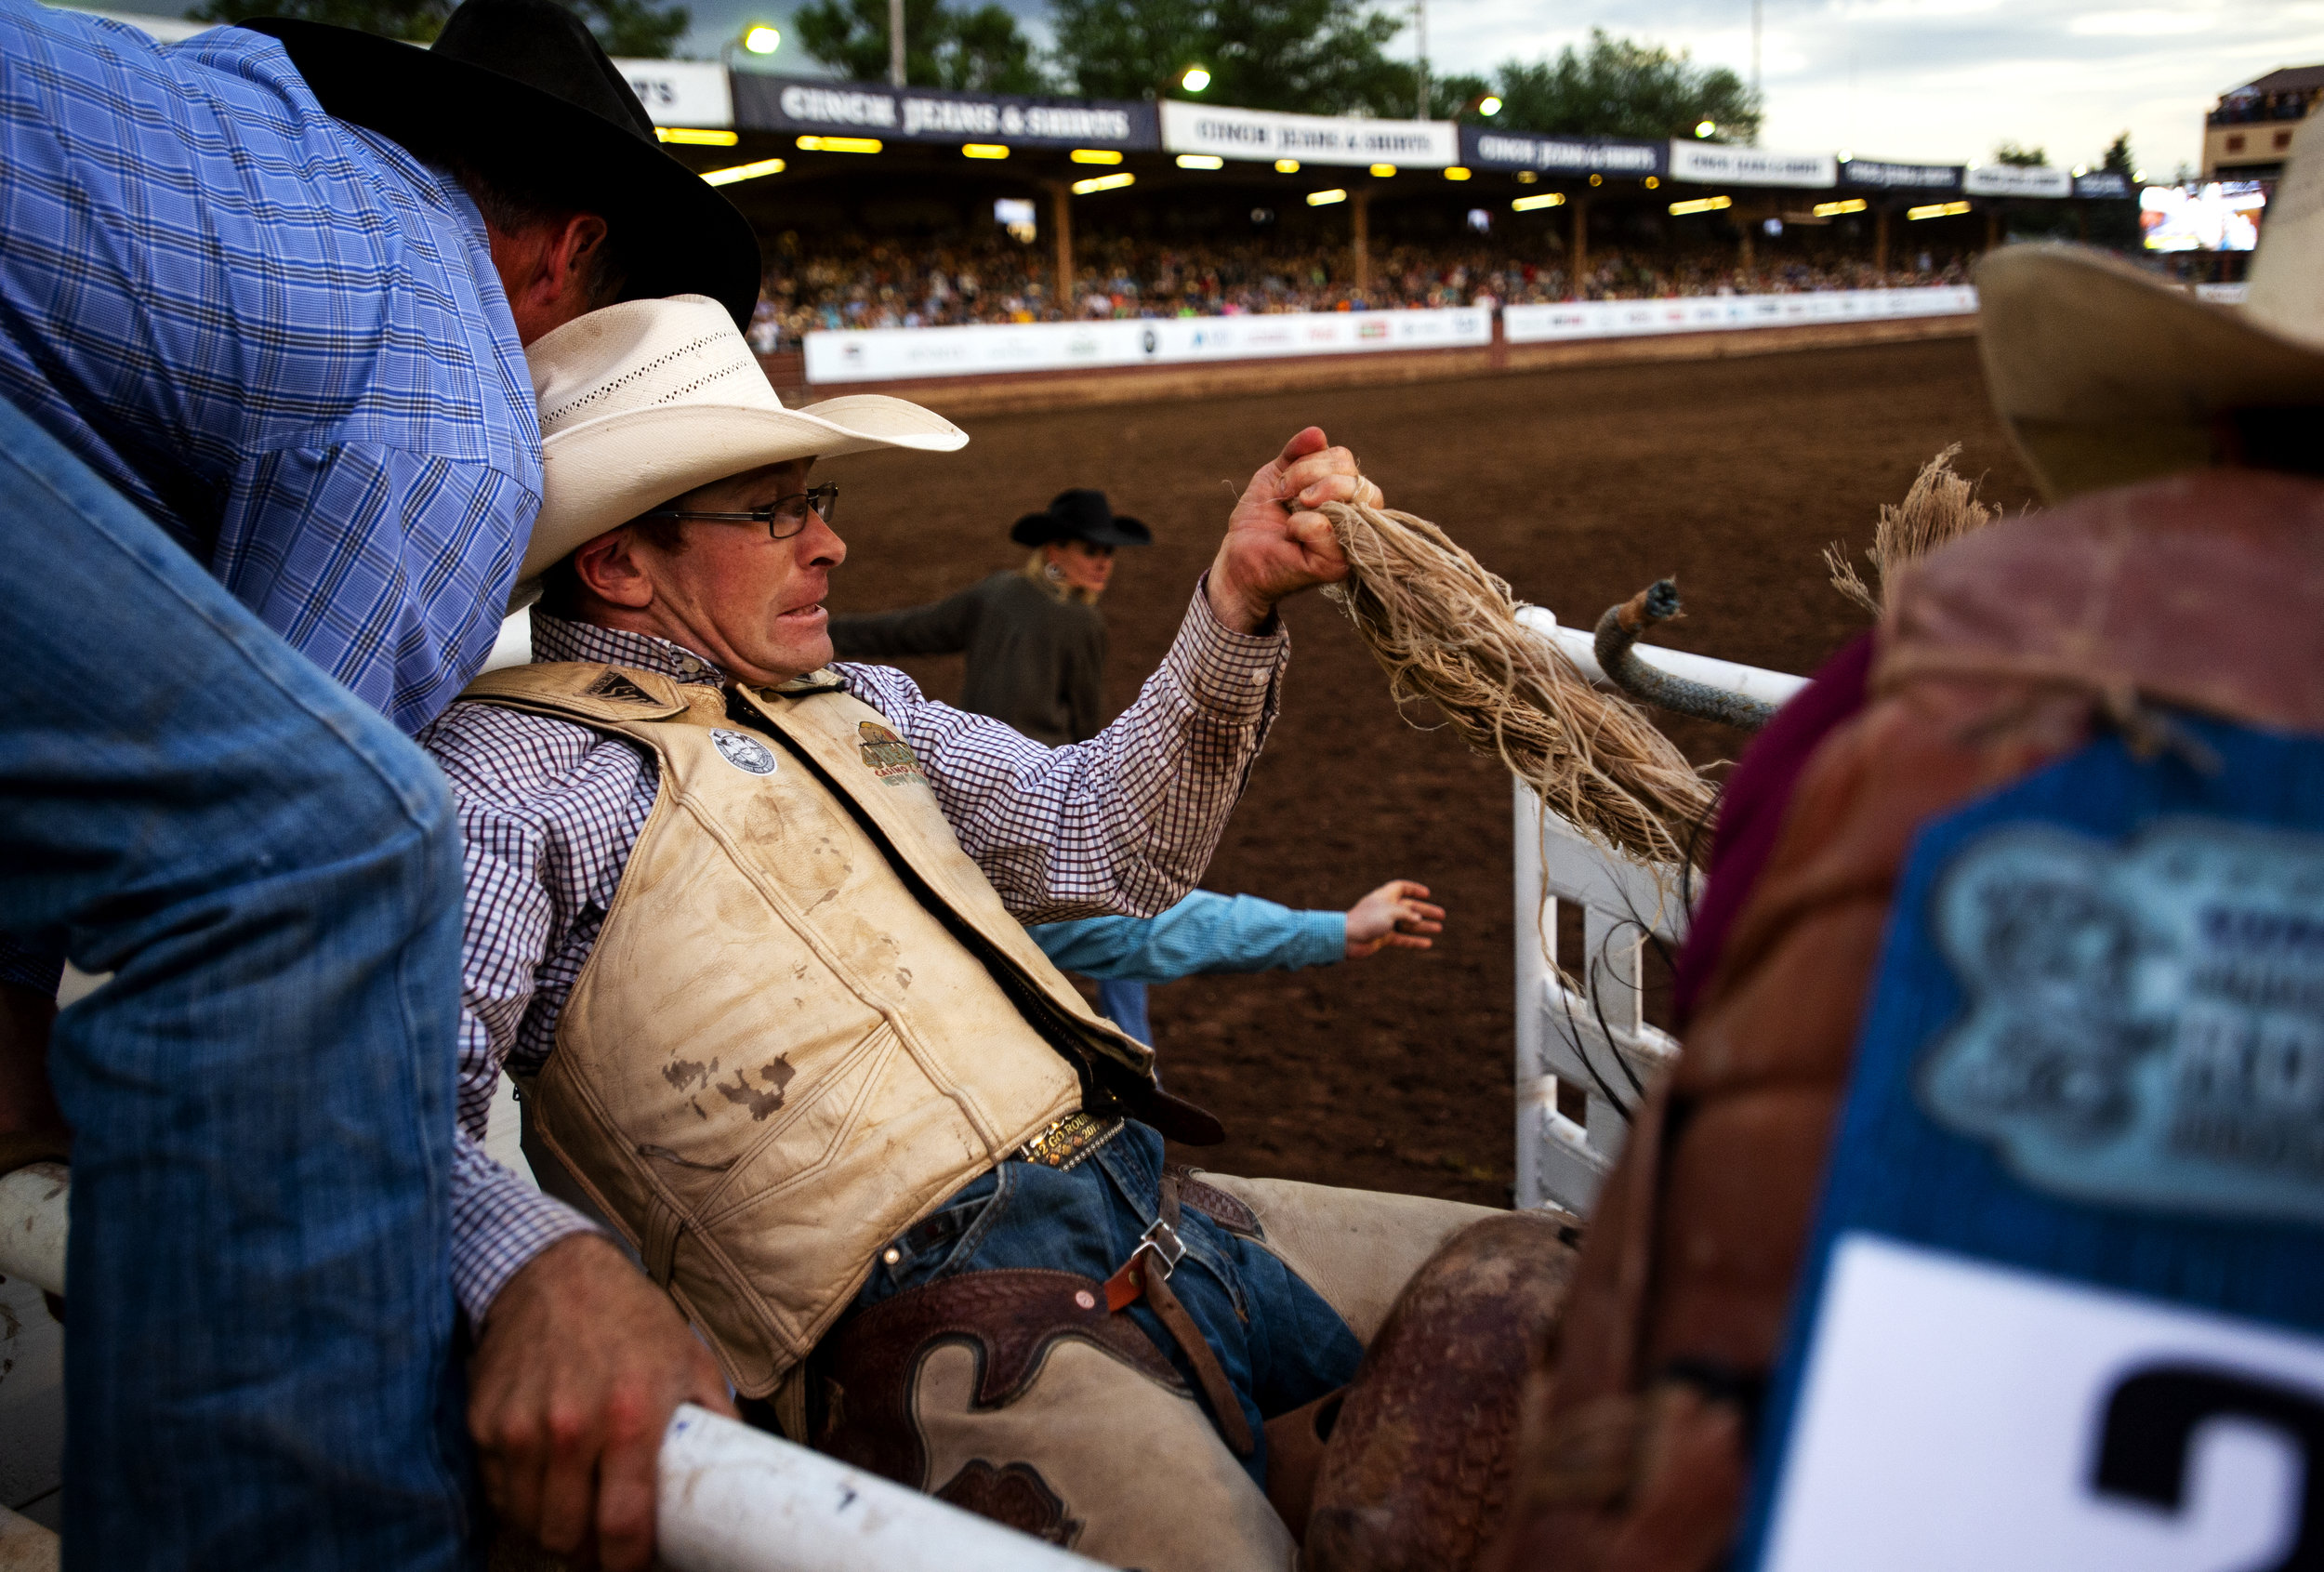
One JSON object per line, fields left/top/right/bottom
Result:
{"left": 513, "top": 294, "right": 966, "bottom": 606}
{"left": 1977, "top": 111, "right": 2324, "bottom": 500}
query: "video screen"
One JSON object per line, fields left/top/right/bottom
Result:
{"left": 2140, "top": 181, "right": 2266, "bottom": 252}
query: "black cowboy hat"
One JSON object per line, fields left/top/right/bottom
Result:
{"left": 1010, "top": 489, "right": 1152, "bottom": 548}
{"left": 243, "top": 0, "right": 760, "bottom": 328}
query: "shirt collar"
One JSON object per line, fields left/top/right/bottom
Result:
{"left": 531, "top": 613, "right": 726, "bottom": 686}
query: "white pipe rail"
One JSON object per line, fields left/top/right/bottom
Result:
{"left": 1510, "top": 607, "right": 1803, "bottom": 1213}
{"left": 0, "top": 1168, "right": 1105, "bottom": 1572}
{"left": 0, "top": 1165, "right": 66, "bottom": 1298}
{"left": 1515, "top": 604, "right": 1810, "bottom": 711}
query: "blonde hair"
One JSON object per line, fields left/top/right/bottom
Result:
{"left": 1023, "top": 548, "right": 1103, "bottom": 605}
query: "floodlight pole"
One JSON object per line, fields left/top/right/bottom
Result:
{"left": 1750, "top": 0, "right": 1762, "bottom": 98}
{"left": 1414, "top": 0, "right": 1429, "bottom": 119}
{"left": 889, "top": 0, "right": 905, "bottom": 86}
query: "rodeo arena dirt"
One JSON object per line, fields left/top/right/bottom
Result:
{"left": 8, "top": 6, "right": 2324, "bottom": 1572}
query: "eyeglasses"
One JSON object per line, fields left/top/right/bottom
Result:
{"left": 645, "top": 484, "right": 838, "bottom": 540}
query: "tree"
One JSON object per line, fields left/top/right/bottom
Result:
{"left": 1472, "top": 32, "right": 1761, "bottom": 142}
{"left": 185, "top": 0, "right": 688, "bottom": 55}
{"left": 2100, "top": 130, "right": 2135, "bottom": 178}
{"left": 1048, "top": 0, "right": 1414, "bottom": 117}
{"left": 796, "top": 0, "right": 1047, "bottom": 92}
{"left": 1993, "top": 140, "right": 2049, "bottom": 166}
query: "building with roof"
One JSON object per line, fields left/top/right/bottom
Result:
{"left": 2204, "top": 64, "right": 2323, "bottom": 179}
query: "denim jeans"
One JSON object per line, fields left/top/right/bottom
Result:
{"left": 1095, "top": 977, "right": 1151, "bottom": 1045}
{"left": 852, "top": 1121, "right": 1365, "bottom": 1486}
{"left": 0, "top": 398, "right": 470, "bottom": 1568}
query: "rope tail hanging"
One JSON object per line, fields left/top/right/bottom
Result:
{"left": 1316, "top": 499, "right": 1717, "bottom": 870}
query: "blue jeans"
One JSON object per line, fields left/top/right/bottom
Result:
{"left": 0, "top": 399, "right": 470, "bottom": 1568}
{"left": 1096, "top": 977, "right": 1151, "bottom": 1045}
{"left": 853, "top": 1122, "right": 1364, "bottom": 1485}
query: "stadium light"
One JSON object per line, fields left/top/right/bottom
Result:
{"left": 1514, "top": 170, "right": 1538, "bottom": 183}
{"left": 1369, "top": 163, "right": 1397, "bottom": 178}
{"left": 1812, "top": 198, "right": 1868, "bottom": 217}
{"left": 1695, "top": 120, "right": 1716, "bottom": 139}
{"left": 963, "top": 143, "right": 1010, "bottom": 159}
{"left": 1587, "top": 172, "right": 1602, "bottom": 186}
{"left": 1071, "top": 149, "right": 1123, "bottom": 165}
{"left": 702, "top": 157, "right": 786, "bottom": 187}
{"left": 1274, "top": 158, "right": 1301, "bottom": 173}
{"left": 1908, "top": 200, "right": 1972, "bottom": 219}
{"left": 1669, "top": 194, "right": 1733, "bottom": 216}
{"left": 1512, "top": 192, "right": 1565, "bottom": 211}
{"left": 1071, "top": 172, "right": 1136, "bottom": 194}
{"left": 1478, "top": 95, "right": 1502, "bottom": 116}
{"left": 658, "top": 127, "right": 739, "bottom": 147}
{"left": 2071, "top": 164, "right": 2089, "bottom": 177}
{"left": 1177, "top": 153, "right": 1224, "bottom": 169}
{"left": 743, "top": 23, "right": 780, "bottom": 53}
{"left": 1181, "top": 66, "right": 1211, "bottom": 92}
{"left": 1644, "top": 175, "right": 1659, "bottom": 189}
{"left": 1443, "top": 165, "right": 1472, "bottom": 181}
{"left": 796, "top": 135, "right": 882, "bottom": 154}
{"left": 1307, "top": 188, "right": 1348, "bottom": 206}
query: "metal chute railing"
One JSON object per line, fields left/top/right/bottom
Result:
{"left": 1510, "top": 606, "right": 1805, "bottom": 1215}
{"left": 0, "top": 1168, "right": 1104, "bottom": 1572}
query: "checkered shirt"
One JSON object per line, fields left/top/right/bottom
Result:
{"left": 0, "top": 5, "right": 540, "bottom": 735}
{"left": 418, "top": 593, "right": 1289, "bottom": 1321}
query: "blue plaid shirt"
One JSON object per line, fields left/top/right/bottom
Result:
{"left": 0, "top": 2, "right": 540, "bottom": 735}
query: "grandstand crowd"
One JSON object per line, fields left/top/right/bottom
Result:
{"left": 745, "top": 229, "right": 1976, "bottom": 349}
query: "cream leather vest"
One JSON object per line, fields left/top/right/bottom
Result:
{"left": 462, "top": 662, "right": 1157, "bottom": 1395}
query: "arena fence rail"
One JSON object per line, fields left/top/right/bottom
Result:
{"left": 0, "top": 1169, "right": 1106, "bottom": 1572}
{"left": 1510, "top": 605, "right": 1805, "bottom": 1213}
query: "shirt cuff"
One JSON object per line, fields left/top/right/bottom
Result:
{"left": 1169, "top": 574, "right": 1291, "bottom": 725}
{"left": 1294, "top": 910, "right": 1350, "bottom": 971}
{"left": 450, "top": 1142, "right": 603, "bottom": 1325}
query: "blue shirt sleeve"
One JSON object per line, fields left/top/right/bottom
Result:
{"left": 0, "top": 7, "right": 540, "bottom": 733}
{"left": 1029, "top": 891, "right": 1346, "bottom": 983}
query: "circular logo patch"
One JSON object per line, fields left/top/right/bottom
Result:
{"left": 709, "top": 728, "right": 778, "bottom": 776}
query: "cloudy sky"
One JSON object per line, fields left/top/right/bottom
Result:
{"left": 686, "top": 0, "right": 2324, "bottom": 177}
{"left": 75, "top": 0, "right": 2324, "bottom": 176}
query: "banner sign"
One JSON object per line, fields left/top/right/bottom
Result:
{"left": 2074, "top": 170, "right": 2133, "bottom": 199}
{"left": 1964, "top": 163, "right": 2075, "bottom": 198}
{"left": 1736, "top": 721, "right": 2324, "bottom": 1572}
{"left": 804, "top": 307, "right": 1490, "bottom": 384}
{"left": 1501, "top": 286, "right": 1974, "bottom": 345}
{"left": 1839, "top": 159, "right": 1961, "bottom": 192}
{"left": 1668, "top": 141, "right": 1837, "bottom": 189}
{"left": 1460, "top": 127, "right": 1664, "bottom": 178}
{"left": 733, "top": 74, "right": 1157, "bottom": 151}
{"left": 613, "top": 59, "right": 733, "bottom": 128}
{"left": 1158, "top": 100, "right": 1457, "bottom": 168}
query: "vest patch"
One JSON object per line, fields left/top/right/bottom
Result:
{"left": 585, "top": 670, "right": 657, "bottom": 705}
{"left": 858, "top": 721, "right": 927, "bottom": 786}
{"left": 710, "top": 728, "right": 780, "bottom": 776}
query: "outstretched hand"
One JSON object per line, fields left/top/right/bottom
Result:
{"left": 1206, "top": 427, "right": 1384, "bottom": 633}
{"left": 469, "top": 1233, "right": 736, "bottom": 1571}
{"left": 1344, "top": 879, "right": 1446, "bottom": 959}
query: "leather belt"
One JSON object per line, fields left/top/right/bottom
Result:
{"left": 1014, "top": 1110, "right": 1123, "bottom": 1172}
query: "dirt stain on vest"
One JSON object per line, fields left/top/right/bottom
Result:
{"left": 716, "top": 1055, "right": 798, "bottom": 1120}
{"left": 661, "top": 1056, "right": 718, "bottom": 1094}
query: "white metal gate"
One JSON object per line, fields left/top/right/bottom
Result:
{"left": 1511, "top": 606, "right": 1804, "bottom": 1215}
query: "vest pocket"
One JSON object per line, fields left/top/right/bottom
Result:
{"left": 695, "top": 1019, "right": 904, "bottom": 1223}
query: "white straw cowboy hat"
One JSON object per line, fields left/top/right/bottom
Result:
{"left": 512, "top": 294, "right": 967, "bottom": 605}
{"left": 1977, "top": 111, "right": 2324, "bottom": 501}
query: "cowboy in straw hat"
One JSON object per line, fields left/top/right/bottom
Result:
{"left": 1978, "top": 110, "right": 2324, "bottom": 500}
{"left": 0, "top": 0, "right": 748, "bottom": 1561}
{"left": 425, "top": 292, "right": 1557, "bottom": 1569}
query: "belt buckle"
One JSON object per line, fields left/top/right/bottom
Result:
{"left": 1130, "top": 1216, "right": 1186, "bottom": 1281}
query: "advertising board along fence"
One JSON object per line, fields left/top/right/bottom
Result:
{"left": 1511, "top": 606, "right": 1806, "bottom": 1215}
{"left": 802, "top": 306, "right": 1492, "bottom": 384}
{"left": 1502, "top": 285, "right": 1976, "bottom": 348}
